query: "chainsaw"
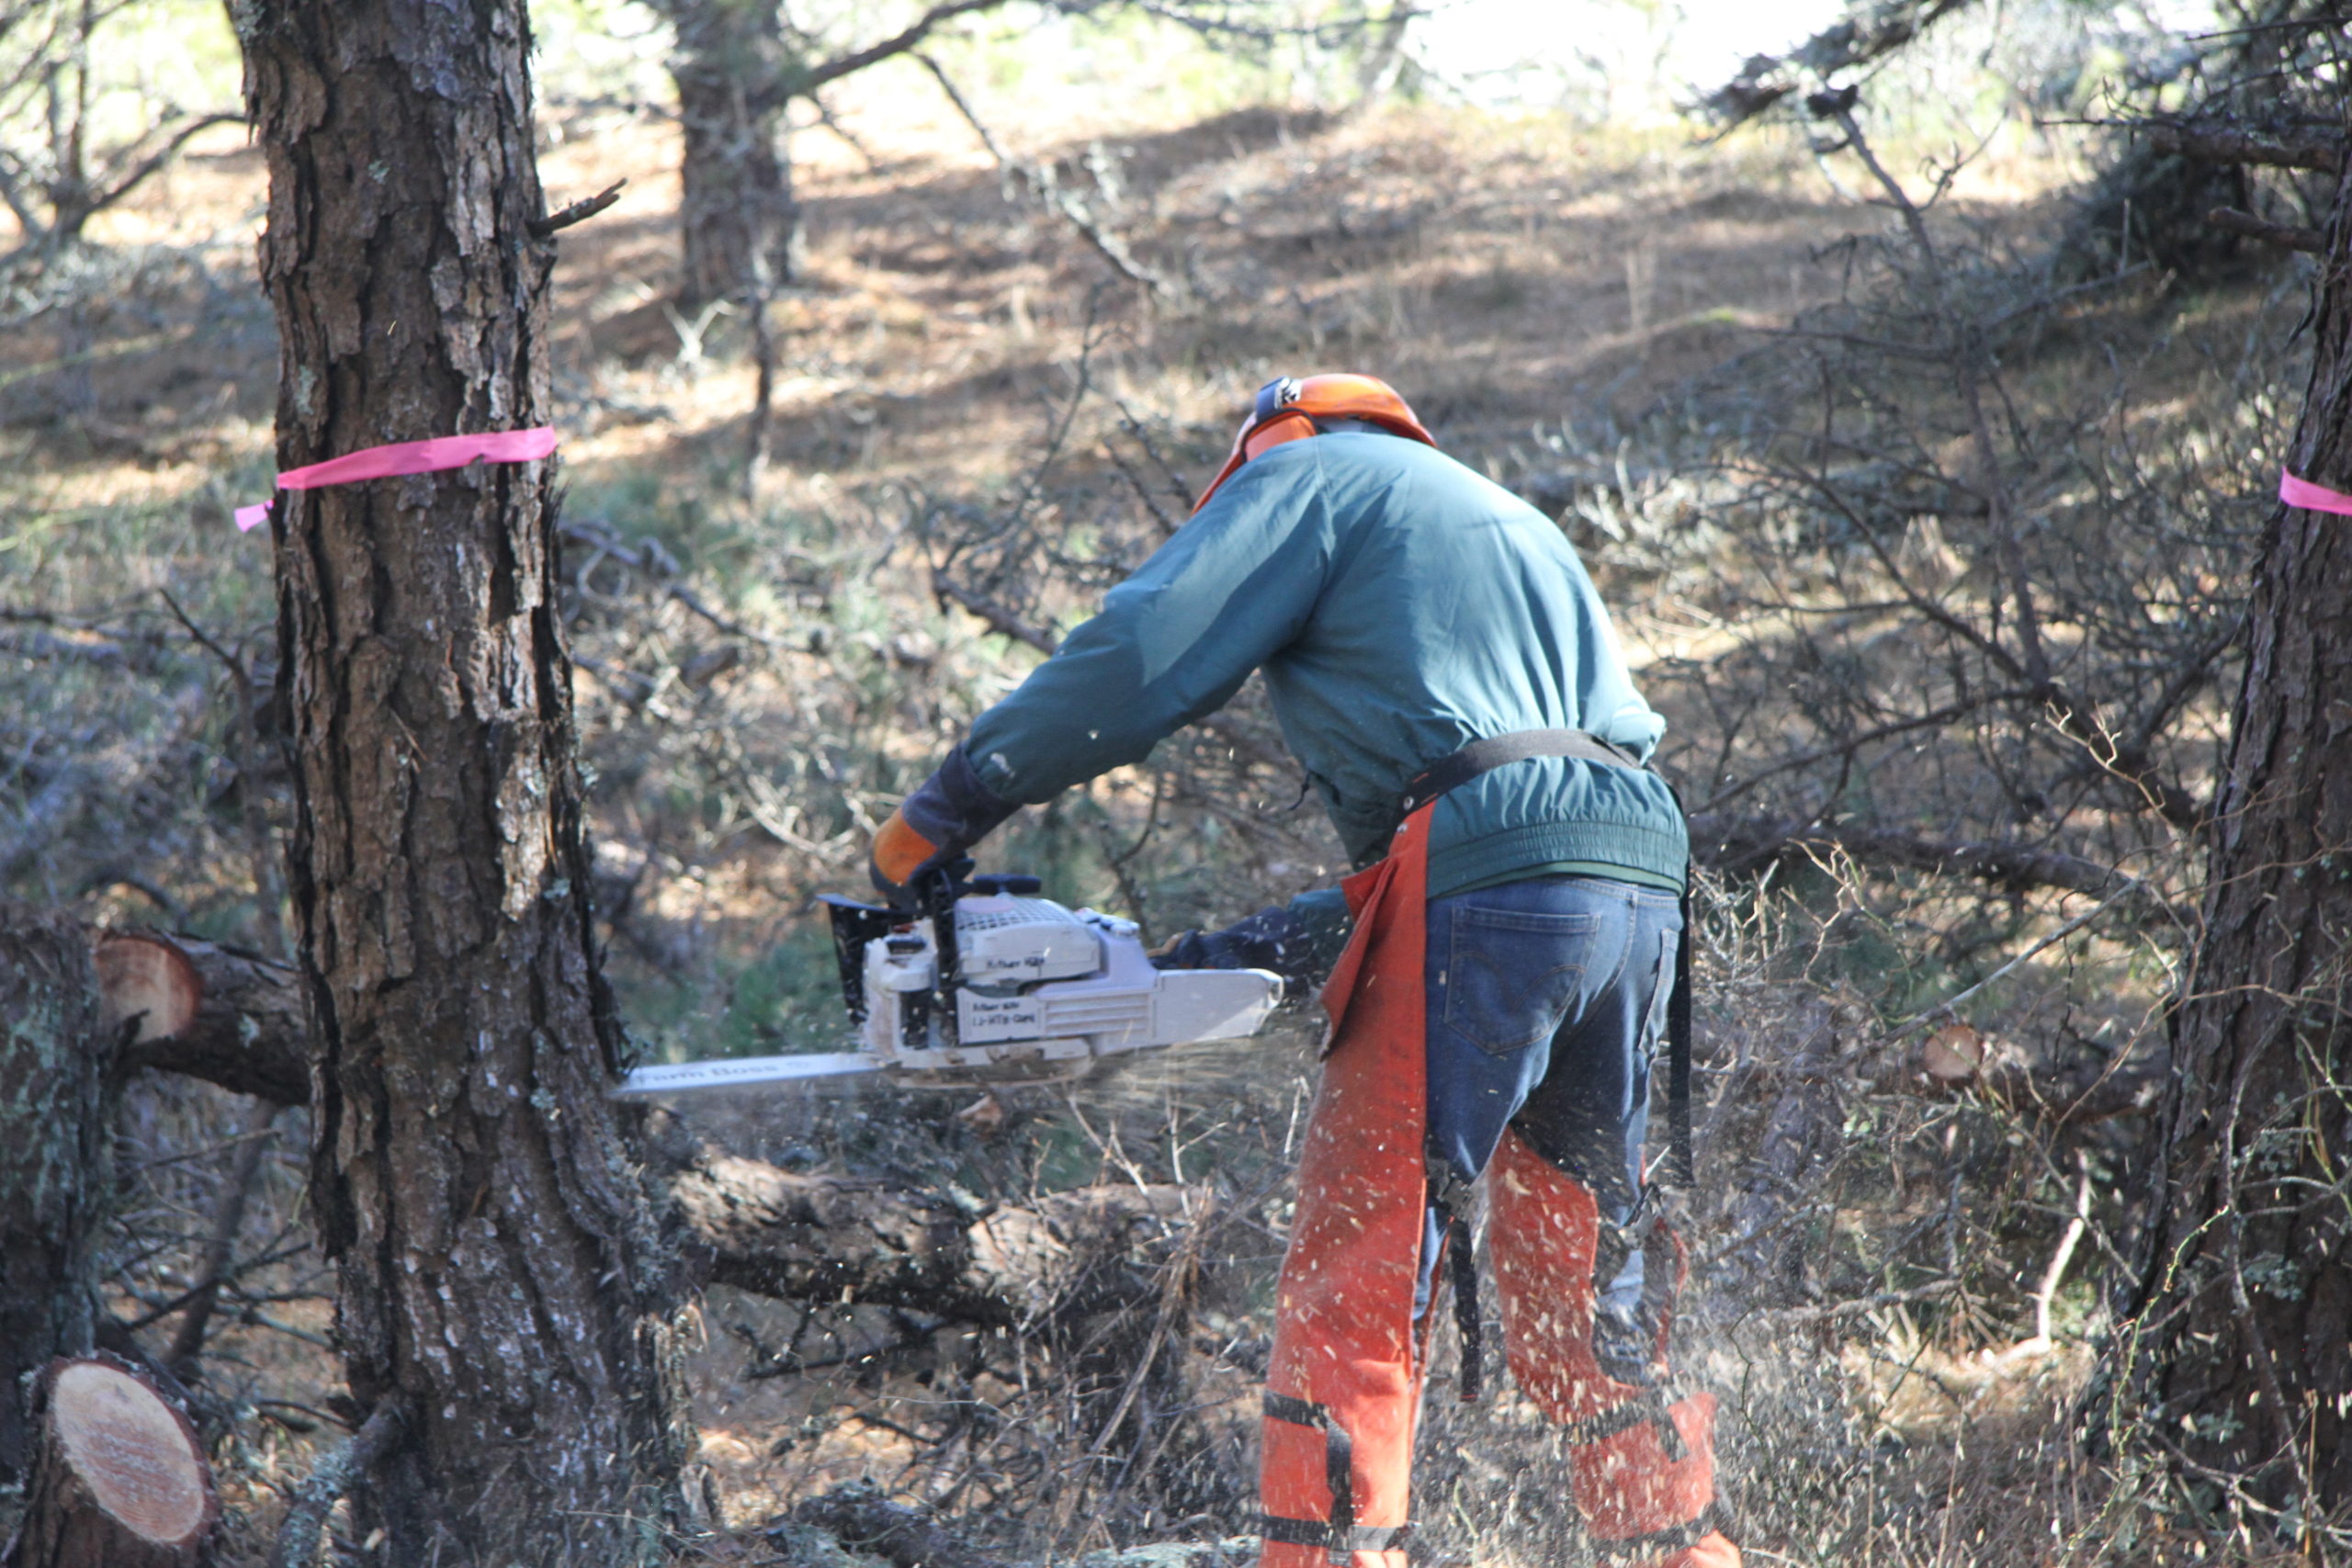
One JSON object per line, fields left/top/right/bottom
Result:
{"left": 612, "top": 873, "right": 1283, "bottom": 1097}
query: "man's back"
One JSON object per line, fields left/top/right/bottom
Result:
{"left": 964, "top": 429, "right": 1686, "bottom": 896}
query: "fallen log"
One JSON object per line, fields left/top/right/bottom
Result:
{"left": 6, "top": 1358, "right": 216, "bottom": 1568}
{"left": 649, "top": 1111, "right": 1192, "bottom": 1325}
{"left": 102, "top": 931, "right": 1199, "bottom": 1324}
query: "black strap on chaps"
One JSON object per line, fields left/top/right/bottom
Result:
{"left": 1425, "top": 1160, "right": 1484, "bottom": 1403}
{"left": 1559, "top": 1384, "right": 1693, "bottom": 1462}
{"left": 1263, "top": 1393, "right": 1410, "bottom": 1563}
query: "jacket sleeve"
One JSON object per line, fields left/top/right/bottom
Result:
{"left": 961, "top": 446, "right": 1334, "bottom": 805}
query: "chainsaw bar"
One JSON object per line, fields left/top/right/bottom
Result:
{"left": 611, "top": 1043, "right": 1108, "bottom": 1099}
{"left": 611, "top": 1051, "right": 879, "bottom": 1097}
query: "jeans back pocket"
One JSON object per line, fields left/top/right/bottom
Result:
{"left": 1440, "top": 905, "right": 1603, "bottom": 1057}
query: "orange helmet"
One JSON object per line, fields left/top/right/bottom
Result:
{"left": 1190, "top": 373, "right": 1437, "bottom": 513}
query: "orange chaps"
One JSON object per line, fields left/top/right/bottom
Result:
{"left": 1257, "top": 807, "right": 1730, "bottom": 1568}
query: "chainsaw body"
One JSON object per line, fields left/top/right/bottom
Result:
{"left": 613, "top": 874, "right": 1282, "bottom": 1097}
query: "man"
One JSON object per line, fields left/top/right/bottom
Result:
{"left": 871, "top": 374, "right": 1738, "bottom": 1568}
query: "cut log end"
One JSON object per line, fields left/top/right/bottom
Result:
{"left": 11, "top": 1358, "right": 217, "bottom": 1568}
{"left": 92, "top": 935, "right": 203, "bottom": 1045}
{"left": 1920, "top": 1021, "right": 1986, "bottom": 1083}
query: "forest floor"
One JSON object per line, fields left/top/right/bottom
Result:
{"left": 2, "top": 58, "right": 2311, "bottom": 1568}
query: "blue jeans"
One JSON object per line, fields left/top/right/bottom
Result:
{"left": 1417, "top": 874, "right": 1683, "bottom": 1356}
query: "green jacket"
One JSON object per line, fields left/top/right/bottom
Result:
{"left": 956, "top": 432, "right": 1684, "bottom": 953}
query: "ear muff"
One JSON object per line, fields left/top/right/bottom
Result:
{"left": 1242, "top": 409, "right": 1317, "bottom": 460}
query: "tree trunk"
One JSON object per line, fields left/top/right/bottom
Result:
{"left": 662, "top": 0, "right": 799, "bottom": 310}
{"left": 234, "top": 5, "right": 697, "bottom": 1561}
{"left": 0, "top": 908, "right": 110, "bottom": 1491}
{"left": 2116, "top": 159, "right": 2352, "bottom": 1515}
{"left": 5, "top": 1359, "right": 216, "bottom": 1568}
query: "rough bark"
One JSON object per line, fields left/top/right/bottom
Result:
{"left": 660, "top": 0, "right": 799, "bottom": 310}
{"left": 234, "top": 4, "right": 696, "bottom": 1561}
{"left": 5, "top": 1358, "right": 216, "bottom": 1568}
{"left": 0, "top": 908, "right": 110, "bottom": 1491}
{"left": 2113, "top": 156, "right": 2352, "bottom": 1513}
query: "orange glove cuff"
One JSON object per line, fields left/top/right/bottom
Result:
{"left": 873, "top": 808, "right": 943, "bottom": 886}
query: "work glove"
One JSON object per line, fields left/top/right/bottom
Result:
{"left": 869, "top": 744, "right": 1017, "bottom": 908}
{"left": 1148, "top": 904, "right": 1329, "bottom": 1000}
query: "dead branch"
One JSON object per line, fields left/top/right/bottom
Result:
{"left": 559, "top": 516, "right": 787, "bottom": 649}
{"left": 2205, "top": 205, "right": 2325, "bottom": 253}
{"left": 933, "top": 572, "right": 1057, "bottom": 655}
{"left": 529, "top": 178, "right": 626, "bottom": 237}
{"left": 1698, "top": 0, "right": 1978, "bottom": 129}
{"left": 793, "top": 0, "right": 1017, "bottom": 99}
{"left": 266, "top": 1405, "right": 402, "bottom": 1568}
{"left": 2147, "top": 121, "right": 2345, "bottom": 175}
{"left": 163, "top": 1100, "right": 281, "bottom": 1378}
{"left": 1689, "top": 813, "right": 2150, "bottom": 902}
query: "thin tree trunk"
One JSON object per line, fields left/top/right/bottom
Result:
{"left": 663, "top": 0, "right": 799, "bottom": 310}
{"left": 2113, "top": 153, "right": 2352, "bottom": 1516}
{"left": 0, "top": 908, "right": 109, "bottom": 1490}
{"left": 233, "top": 4, "right": 698, "bottom": 1561}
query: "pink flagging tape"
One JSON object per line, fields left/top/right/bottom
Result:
{"left": 2280, "top": 468, "right": 2352, "bottom": 518}
{"left": 234, "top": 426, "right": 560, "bottom": 532}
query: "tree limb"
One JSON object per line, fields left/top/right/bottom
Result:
{"left": 786, "top": 0, "right": 1016, "bottom": 103}
{"left": 655, "top": 1119, "right": 1193, "bottom": 1325}
{"left": 2147, "top": 121, "right": 2344, "bottom": 175}
{"left": 1690, "top": 812, "right": 2155, "bottom": 903}
{"left": 1698, "top": 0, "right": 1979, "bottom": 129}
{"left": 267, "top": 1405, "right": 404, "bottom": 1568}
{"left": 529, "top": 178, "right": 626, "bottom": 237}
{"left": 86, "top": 110, "right": 243, "bottom": 219}
{"left": 100, "top": 931, "right": 311, "bottom": 1108}
{"left": 2205, "top": 205, "right": 2325, "bottom": 253}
